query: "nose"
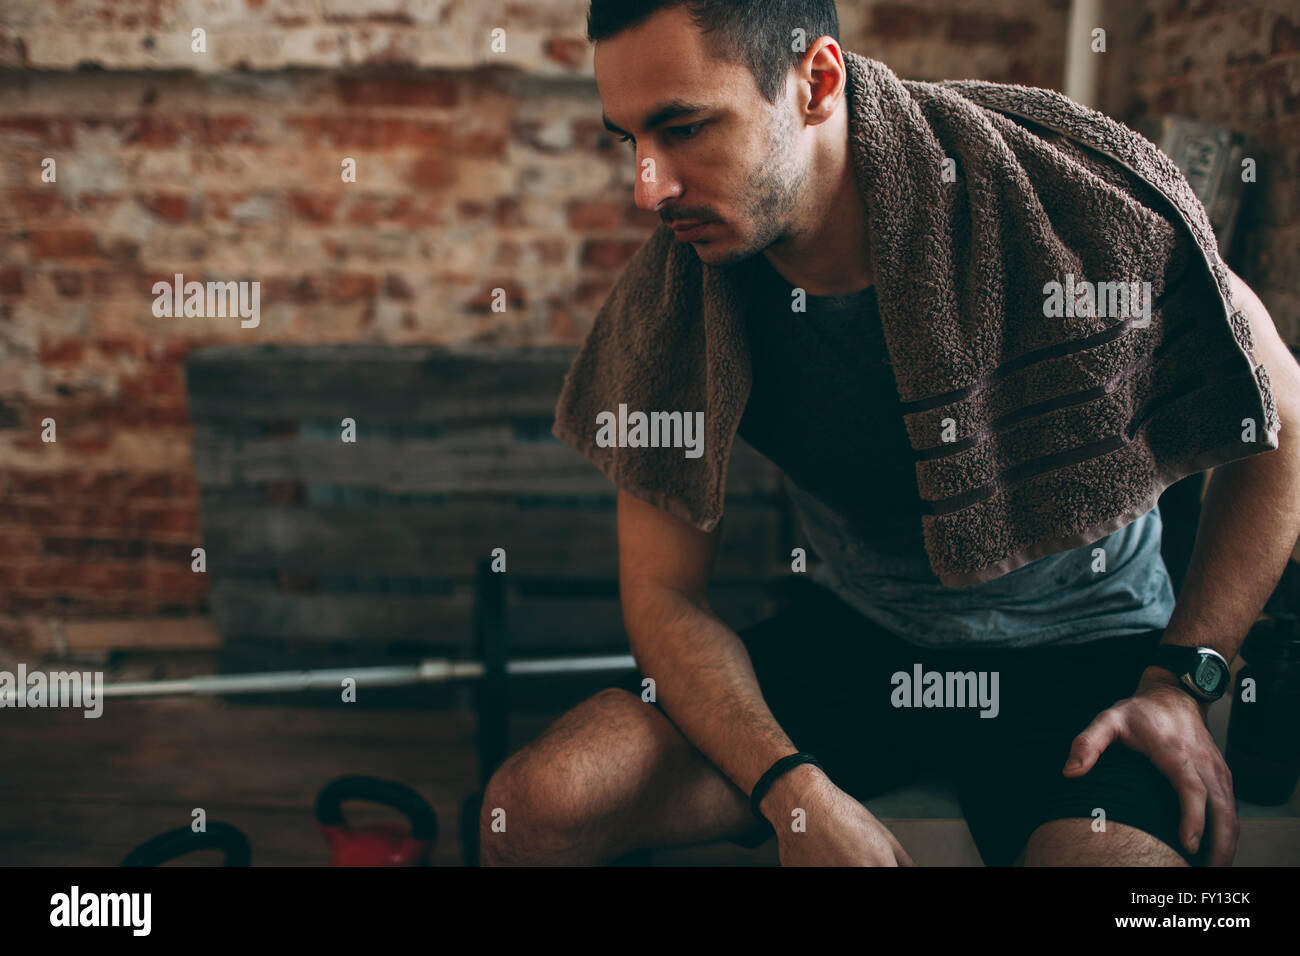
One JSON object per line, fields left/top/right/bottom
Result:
{"left": 632, "top": 150, "right": 681, "bottom": 213}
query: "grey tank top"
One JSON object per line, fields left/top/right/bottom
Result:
{"left": 737, "top": 253, "right": 1175, "bottom": 648}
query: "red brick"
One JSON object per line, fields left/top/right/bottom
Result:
{"left": 118, "top": 114, "right": 182, "bottom": 147}
{"left": 452, "top": 128, "right": 507, "bottom": 157}
{"left": 3, "top": 189, "right": 69, "bottom": 220}
{"left": 125, "top": 473, "right": 178, "bottom": 498}
{"left": 146, "top": 536, "right": 200, "bottom": 557}
{"left": 0, "top": 117, "right": 75, "bottom": 148}
{"left": 567, "top": 199, "right": 626, "bottom": 229}
{"left": 138, "top": 192, "right": 190, "bottom": 222}
{"left": 0, "top": 528, "right": 42, "bottom": 556}
{"left": 29, "top": 229, "right": 97, "bottom": 259}
{"left": 67, "top": 435, "right": 112, "bottom": 454}
{"left": 43, "top": 536, "right": 145, "bottom": 560}
{"left": 38, "top": 339, "right": 83, "bottom": 364}
{"left": 466, "top": 280, "right": 527, "bottom": 312}
{"left": 493, "top": 197, "right": 524, "bottom": 227}
{"left": 188, "top": 114, "right": 258, "bottom": 146}
{"left": 22, "top": 561, "right": 138, "bottom": 590}
{"left": 81, "top": 563, "right": 148, "bottom": 591}
{"left": 328, "top": 273, "right": 378, "bottom": 300}
{"left": 409, "top": 156, "right": 458, "bottom": 188}
{"left": 54, "top": 504, "right": 137, "bottom": 531}
{"left": 288, "top": 276, "right": 323, "bottom": 303}
{"left": 343, "top": 195, "right": 382, "bottom": 225}
{"left": 335, "top": 74, "right": 459, "bottom": 108}
{"left": 0, "top": 267, "right": 23, "bottom": 294}
{"left": 580, "top": 238, "right": 644, "bottom": 270}
{"left": 544, "top": 37, "right": 587, "bottom": 70}
{"left": 89, "top": 270, "right": 141, "bottom": 297}
{"left": 23, "top": 563, "right": 91, "bottom": 589}
{"left": 120, "top": 369, "right": 187, "bottom": 402}
{"left": 493, "top": 240, "right": 520, "bottom": 267}
{"left": 148, "top": 565, "right": 210, "bottom": 597}
{"left": 289, "top": 192, "right": 339, "bottom": 222}
{"left": 533, "top": 239, "right": 567, "bottom": 265}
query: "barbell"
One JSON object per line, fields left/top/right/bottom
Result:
{"left": 0, "top": 653, "right": 637, "bottom": 702}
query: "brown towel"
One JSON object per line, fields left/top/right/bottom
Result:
{"left": 552, "top": 50, "right": 1281, "bottom": 588}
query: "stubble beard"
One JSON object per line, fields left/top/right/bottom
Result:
{"left": 692, "top": 109, "right": 807, "bottom": 268}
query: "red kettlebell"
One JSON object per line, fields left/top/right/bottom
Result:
{"left": 314, "top": 775, "right": 437, "bottom": 866}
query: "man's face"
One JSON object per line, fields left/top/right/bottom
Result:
{"left": 594, "top": 5, "right": 808, "bottom": 267}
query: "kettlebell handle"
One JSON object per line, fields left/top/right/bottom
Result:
{"left": 314, "top": 775, "right": 437, "bottom": 842}
{"left": 121, "top": 822, "right": 251, "bottom": 867}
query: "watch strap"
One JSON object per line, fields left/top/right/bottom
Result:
{"left": 1151, "top": 643, "right": 1198, "bottom": 675}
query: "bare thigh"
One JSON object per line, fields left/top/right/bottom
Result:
{"left": 479, "top": 687, "right": 760, "bottom": 864}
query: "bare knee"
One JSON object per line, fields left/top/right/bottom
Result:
{"left": 1019, "top": 818, "right": 1188, "bottom": 866}
{"left": 478, "top": 688, "right": 651, "bottom": 865}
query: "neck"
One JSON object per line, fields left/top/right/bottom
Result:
{"left": 760, "top": 106, "right": 873, "bottom": 298}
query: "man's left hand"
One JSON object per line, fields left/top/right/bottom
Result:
{"left": 1061, "top": 670, "right": 1238, "bottom": 866}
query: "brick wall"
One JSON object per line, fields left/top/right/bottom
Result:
{"left": 0, "top": 0, "right": 1293, "bottom": 649}
{"left": 1101, "top": 0, "right": 1300, "bottom": 346}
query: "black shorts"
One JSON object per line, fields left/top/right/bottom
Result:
{"left": 607, "top": 576, "right": 1206, "bottom": 866}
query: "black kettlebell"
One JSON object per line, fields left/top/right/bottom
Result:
{"left": 121, "top": 822, "right": 251, "bottom": 866}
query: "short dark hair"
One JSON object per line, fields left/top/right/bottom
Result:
{"left": 587, "top": 0, "right": 841, "bottom": 104}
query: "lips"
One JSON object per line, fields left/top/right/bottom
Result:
{"left": 670, "top": 221, "right": 711, "bottom": 241}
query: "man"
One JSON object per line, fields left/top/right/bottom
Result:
{"left": 479, "top": 0, "right": 1300, "bottom": 866}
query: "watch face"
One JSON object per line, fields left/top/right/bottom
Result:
{"left": 1194, "top": 656, "right": 1225, "bottom": 694}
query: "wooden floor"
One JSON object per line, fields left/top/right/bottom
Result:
{"left": 0, "top": 657, "right": 775, "bottom": 867}
{"left": 4, "top": 652, "right": 1293, "bottom": 867}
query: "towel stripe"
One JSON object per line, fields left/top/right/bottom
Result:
{"left": 899, "top": 265, "right": 1194, "bottom": 415}
{"left": 922, "top": 353, "right": 1247, "bottom": 516}
{"left": 914, "top": 303, "right": 1202, "bottom": 461}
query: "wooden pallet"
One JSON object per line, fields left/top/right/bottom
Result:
{"left": 185, "top": 345, "right": 799, "bottom": 671}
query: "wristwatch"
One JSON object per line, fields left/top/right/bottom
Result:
{"left": 1148, "top": 644, "right": 1231, "bottom": 702}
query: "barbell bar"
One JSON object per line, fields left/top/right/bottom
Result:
{"left": 0, "top": 653, "right": 637, "bottom": 702}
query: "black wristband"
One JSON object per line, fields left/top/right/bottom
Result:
{"left": 749, "top": 752, "right": 823, "bottom": 823}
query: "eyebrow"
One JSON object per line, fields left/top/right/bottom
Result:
{"left": 601, "top": 100, "right": 711, "bottom": 138}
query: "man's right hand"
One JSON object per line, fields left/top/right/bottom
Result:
{"left": 762, "top": 765, "right": 918, "bottom": 866}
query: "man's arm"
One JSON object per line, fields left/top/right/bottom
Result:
{"left": 1142, "top": 268, "right": 1300, "bottom": 673}
{"left": 615, "top": 488, "right": 825, "bottom": 825}
{"left": 1065, "top": 269, "right": 1300, "bottom": 865}
{"left": 616, "top": 488, "right": 917, "bottom": 865}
